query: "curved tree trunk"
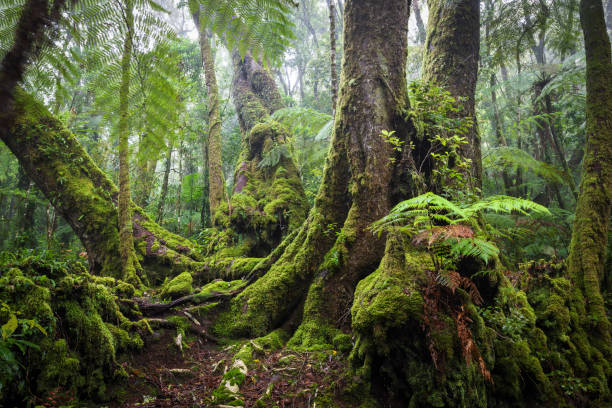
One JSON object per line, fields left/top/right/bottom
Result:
{"left": 220, "top": 0, "right": 416, "bottom": 344}
{"left": 1, "top": 90, "right": 203, "bottom": 282}
{"left": 422, "top": 0, "right": 482, "bottom": 187}
{"left": 568, "top": 0, "right": 612, "bottom": 353}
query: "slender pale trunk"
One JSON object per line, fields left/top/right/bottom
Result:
{"left": 156, "top": 141, "right": 173, "bottom": 223}
{"left": 192, "top": 7, "right": 226, "bottom": 221}
{"left": 327, "top": 0, "right": 338, "bottom": 116}
{"left": 544, "top": 92, "right": 579, "bottom": 200}
{"left": 46, "top": 202, "right": 57, "bottom": 249}
{"left": 117, "top": 0, "right": 140, "bottom": 284}
{"left": 412, "top": 0, "right": 426, "bottom": 44}
{"left": 176, "top": 140, "right": 183, "bottom": 233}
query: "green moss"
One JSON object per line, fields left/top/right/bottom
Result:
{"left": 159, "top": 272, "right": 193, "bottom": 300}
{"left": 333, "top": 334, "right": 353, "bottom": 353}
{"left": 166, "top": 315, "right": 192, "bottom": 338}
{"left": 0, "top": 258, "right": 144, "bottom": 403}
{"left": 211, "top": 119, "right": 309, "bottom": 259}
{"left": 193, "top": 279, "right": 247, "bottom": 303}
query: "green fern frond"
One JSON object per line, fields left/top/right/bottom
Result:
{"left": 449, "top": 238, "right": 499, "bottom": 264}
{"left": 464, "top": 195, "right": 551, "bottom": 218}
{"left": 483, "top": 146, "right": 571, "bottom": 186}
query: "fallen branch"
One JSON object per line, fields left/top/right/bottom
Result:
{"left": 134, "top": 288, "right": 244, "bottom": 316}
{"left": 147, "top": 317, "right": 220, "bottom": 343}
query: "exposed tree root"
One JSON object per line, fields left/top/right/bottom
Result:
{"left": 147, "top": 317, "right": 220, "bottom": 343}
{"left": 133, "top": 287, "right": 244, "bottom": 316}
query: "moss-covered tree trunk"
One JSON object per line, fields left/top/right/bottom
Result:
{"left": 191, "top": 7, "right": 227, "bottom": 221}
{"left": 221, "top": 0, "right": 416, "bottom": 343}
{"left": 0, "top": 90, "right": 203, "bottom": 281}
{"left": 422, "top": 0, "right": 482, "bottom": 186}
{"left": 568, "top": 0, "right": 612, "bottom": 353}
{"left": 211, "top": 51, "right": 309, "bottom": 257}
{"left": 117, "top": 0, "right": 140, "bottom": 284}
{"left": 134, "top": 136, "right": 157, "bottom": 208}
{"left": 0, "top": 0, "right": 65, "bottom": 122}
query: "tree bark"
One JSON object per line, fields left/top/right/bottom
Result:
{"left": 1, "top": 90, "right": 203, "bottom": 281}
{"left": 215, "top": 51, "right": 309, "bottom": 257}
{"left": 117, "top": 0, "right": 140, "bottom": 284}
{"left": 412, "top": 0, "right": 427, "bottom": 44}
{"left": 192, "top": 8, "right": 227, "bottom": 221}
{"left": 156, "top": 142, "right": 173, "bottom": 224}
{"left": 134, "top": 135, "right": 157, "bottom": 208}
{"left": 327, "top": 0, "right": 339, "bottom": 116}
{"left": 568, "top": 0, "right": 612, "bottom": 352}
{"left": 422, "top": 0, "right": 482, "bottom": 188}
{"left": 0, "top": 0, "right": 66, "bottom": 124}
{"left": 221, "top": 0, "right": 415, "bottom": 343}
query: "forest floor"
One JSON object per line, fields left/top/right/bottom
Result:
{"left": 113, "top": 328, "right": 349, "bottom": 408}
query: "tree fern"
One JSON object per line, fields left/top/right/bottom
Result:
{"left": 483, "top": 146, "right": 571, "bottom": 186}
{"left": 195, "top": 0, "right": 296, "bottom": 64}
{"left": 257, "top": 143, "right": 290, "bottom": 169}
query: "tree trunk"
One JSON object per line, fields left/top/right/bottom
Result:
{"left": 156, "top": 142, "right": 173, "bottom": 224}
{"left": 412, "top": 0, "right": 427, "bottom": 44}
{"left": 220, "top": 0, "right": 415, "bottom": 344}
{"left": 192, "top": 8, "right": 227, "bottom": 221}
{"left": 213, "top": 51, "right": 309, "bottom": 257}
{"left": 544, "top": 92, "right": 579, "bottom": 200}
{"left": 605, "top": 0, "right": 612, "bottom": 37}
{"left": 532, "top": 79, "right": 568, "bottom": 209}
{"left": 176, "top": 140, "right": 183, "bottom": 233}
{"left": 117, "top": 0, "right": 141, "bottom": 284}
{"left": 133, "top": 135, "right": 157, "bottom": 207}
{"left": 568, "top": 0, "right": 612, "bottom": 353}
{"left": 1, "top": 90, "right": 203, "bottom": 282}
{"left": 0, "top": 0, "right": 66, "bottom": 122}
{"left": 422, "top": 0, "right": 482, "bottom": 188}
{"left": 327, "top": 0, "right": 338, "bottom": 116}
{"left": 484, "top": 0, "right": 512, "bottom": 193}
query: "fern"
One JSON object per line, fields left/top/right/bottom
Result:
{"left": 195, "top": 0, "right": 296, "bottom": 64}
{"left": 483, "top": 146, "right": 571, "bottom": 186}
{"left": 371, "top": 192, "right": 550, "bottom": 265}
{"left": 448, "top": 237, "right": 499, "bottom": 264}
{"left": 257, "top": 143, "right": 290, "bottom": 169}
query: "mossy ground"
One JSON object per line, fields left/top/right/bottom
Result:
{"left": 2, "top": 241, "right": 611, "bottom": 407}
{"left": 0, "top": 256, "right": 147, "bottom": 404}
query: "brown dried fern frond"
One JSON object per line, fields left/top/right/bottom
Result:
{"left": 412, "top": 224, "right": 474, "bottom": 247}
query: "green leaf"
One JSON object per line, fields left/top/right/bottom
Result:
{"left": 1, "top": 314, "right": 18, "bottom": 340}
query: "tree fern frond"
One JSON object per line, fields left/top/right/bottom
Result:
{"left": 465, "top": 195, "right": 551, "bottom": 218}
{"left": 483, "top": 146, "right": 571, "bottom": 186}
{"left": 449, "top": 238, "right": 499, "bottom": 265}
